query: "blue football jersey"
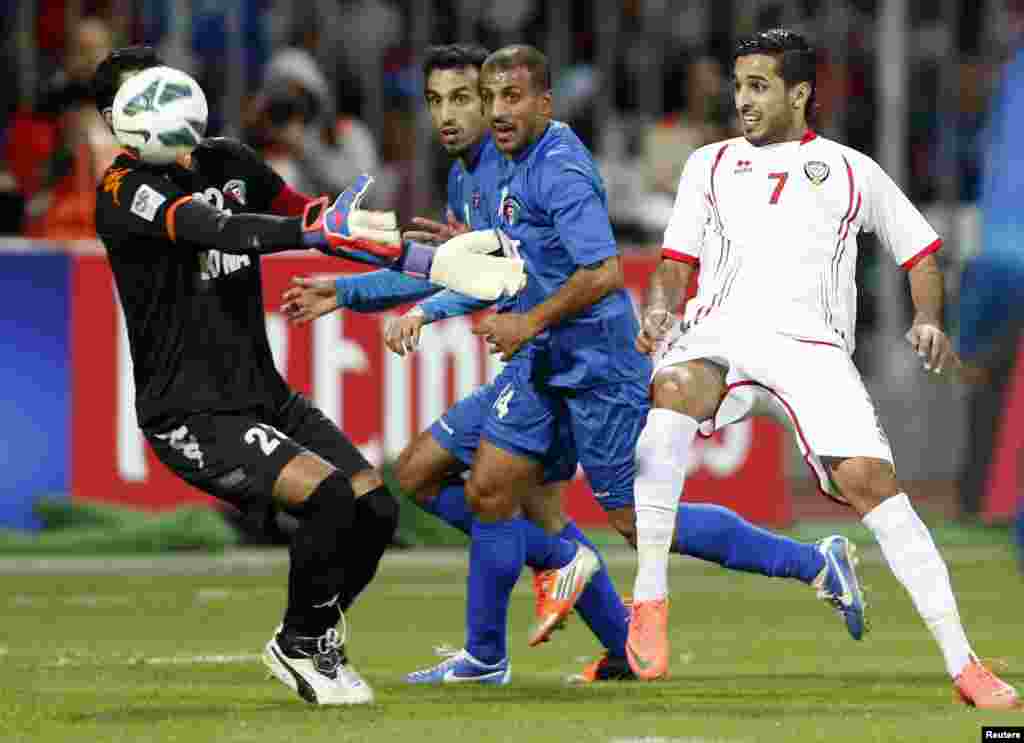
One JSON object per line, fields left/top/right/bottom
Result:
{"left": 446, "top": 133, "right": 519, "bottom": 315}
{"left": 492, "top": 122, "right": 650, "bottom": 388}
{"left": 447, "top": 135, "right": 499, "bottom": 231}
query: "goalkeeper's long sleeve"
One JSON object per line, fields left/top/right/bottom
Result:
{"left": 334, "top": 270, "right": 441, "bottom": 313}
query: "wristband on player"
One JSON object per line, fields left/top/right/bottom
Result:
{"left": 398, "top": 238, "right": 526, "bottom": 301}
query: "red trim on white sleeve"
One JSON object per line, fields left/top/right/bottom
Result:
{"left": 900, "top": 238, "right": 943, "bottom": 271}
{"left": 795, "top": 338, "right": 843, "bottom": 349}
{"left": 662, "top": 248, "right": 700, "bottom": 266}
{"left": 710, "top": 144, "right": 729, "bottom": 199}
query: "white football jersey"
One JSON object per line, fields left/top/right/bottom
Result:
{"left": 662, "top": 131, "right": 941, "bottom": 353}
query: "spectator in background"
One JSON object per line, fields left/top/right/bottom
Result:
{"left": 244, "top": 46, "right": 379, "bottom": 197}
{"left": 639, "top": 56, "right": 728, "bottom": 198}
{"left": 596, "top": 55, "right": 728, "bottom": 243}
{"left": 954, "top": 4, "right": 1024, "bottom": 561}
{"left": 940, "top": 60, "right": 994, "bottom": 203}
{"left": 4, "top": 17, "right": 119, "bottom": 240}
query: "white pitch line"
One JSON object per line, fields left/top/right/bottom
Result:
{"left": 143, "top": 654, "right": 262, "bottom": 665}
{"left": 43, "top": 653, "right": 262, "bottom": 668}
{"left": 0, "top": 543, "right": 919, "bottom": 577}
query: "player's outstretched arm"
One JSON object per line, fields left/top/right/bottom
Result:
{"left": 637, "top": 258, "right": 694, "bottom": 355}
{"left": 384, "top": 289, "right": 497, "bottom": 356}
{"left": 904, "top": 254, "right": 954, "bottom": 376}
{"left": 301, "top": 176, "right": 526, "bottom": 301}
{"left": 333, "top": 271, "right": 441, "bottom": 313}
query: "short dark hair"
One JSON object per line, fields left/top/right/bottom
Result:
{"left": 91, "top": 46, "right": 164, "bottom": 114}
{"left": 422, "top": 43, "right": 491, "bottom": 82}
{"left": 482, "top": 45, "right": 551, "bottom": 93}
{"left": 734, "top": 29, "right": 817, "bottom": 123}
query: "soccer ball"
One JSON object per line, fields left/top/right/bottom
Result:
{"left": 111, "top": 66, "right": 208, "bottom": 165}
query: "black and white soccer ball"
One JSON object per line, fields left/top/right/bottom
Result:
{"left": 111, "top": 66, "right": 208, "bottom": 165}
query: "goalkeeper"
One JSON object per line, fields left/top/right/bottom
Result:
{"left": 91, "top": 47, "right": 524, "bottom": 706}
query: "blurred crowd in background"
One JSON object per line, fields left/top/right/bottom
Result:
{"left": 1, "top": 1, "right": 1019, "bottom": 239}
{"left": 0, "top": 0, "right": 1022, "bottom": 524}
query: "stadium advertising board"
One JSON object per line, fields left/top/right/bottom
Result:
{"left": 0, "top": 251, "right": 70, "bottom": 529}
{"left": 69, "top": 252, "right": 790, "bottom": 527}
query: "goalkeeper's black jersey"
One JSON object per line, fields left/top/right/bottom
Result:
{"left": 95, "top": 138, "right": 293, "bottom": 430}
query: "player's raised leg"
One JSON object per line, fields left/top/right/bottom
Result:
{"left": 830, "top": 456, "right": 1019, "bottom": 709}
{"left": 627, "top": 359, "right": 724, "bottom": 680}
{"left": 667, "top": 504, "right": 862, "bottom": 637}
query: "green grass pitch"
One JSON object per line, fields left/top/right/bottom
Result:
{"left": 2, "top": 544, "right": 1022, "bottom": 742}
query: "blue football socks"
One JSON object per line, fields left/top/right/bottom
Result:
{"left": 672, "top": 503, "right": 824, "bottom": 583}
{"left": 423, "top": 481, "right": 577, "bottom": 569}
{"left": 422, "top": 481, "right": 475, "bottom": 535}
{"left": 465, "top": 519, "right": 525, "bottom": 664}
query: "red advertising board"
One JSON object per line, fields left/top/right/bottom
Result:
{"left": 984, "top": 335, "right": 1024, "bottom": 523}
{"left": 70, "top": 253, "right": 790, "bottom": 526}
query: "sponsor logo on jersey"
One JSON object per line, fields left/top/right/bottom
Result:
{"left": 734, "top": 159, "right": 753, "bottom": 174}
{"left": 500, "top": 195, "right": 521, "bottom": 226}
{"left": 102, "top": 167, "right": 131, "bottom": 206}
{"left": 493, "top": 383, "right": 514, "bottom": 420}
{"left": 199, "top": 250, "right": 252, "bottom": 281}
{"left": 129, "top": 183, "right": 167, "bottom": 222}
{"left": 154, "top": 425, "right": 205, "bottom": 469}
{"left": 223, "top": 179, "right": 247, "bottom": 206}
{"left": 804, "top": 160, "right": 830, "bottom": 185}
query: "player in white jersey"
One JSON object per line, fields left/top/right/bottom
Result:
{"left": 625, "top": 29, "right": 1020, "bottom": 710}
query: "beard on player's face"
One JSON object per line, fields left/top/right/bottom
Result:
{"left": 437, "top": 114, "right": 487, "bottom": 157}
{"left": 482, "top": 67, "right": 551, "bottom": 157}
{"left": 734, "top": 55, "right": 807, "bottom": 146}
{"left": 739, "top": 99, "right": 796, "bottom": 145}
{"left": 426, "top": 68, "right": 488, "bottom": 158}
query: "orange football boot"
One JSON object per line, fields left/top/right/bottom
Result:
{"left": 953, "top": 656, "right": 1021, "bottom": 710}
{"left": 626, "top": 598, "right": 670, "bottom": 680}
{"left": 528, "top": 544, "right": 600, "bottom": 647}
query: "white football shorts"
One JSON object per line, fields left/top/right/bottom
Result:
{"left": 653, "top": 321, "right": 894, "bottom": 505}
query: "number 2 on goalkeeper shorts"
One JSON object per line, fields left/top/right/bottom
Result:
{"left": 245, "top": 424, "right": 283, "bottom": 456}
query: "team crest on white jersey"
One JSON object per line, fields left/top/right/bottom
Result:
{"left": 223, "top": 178, "right": 247, "bottom": 205}
{"left": 804, "top": 160, "right": 830, "bottom": 185}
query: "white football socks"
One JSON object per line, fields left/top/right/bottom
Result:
{"left": 862, "top": 493, "right": 974, "bottom": 678}
{"left": 632, "top": 408, "right": 700, "bottom": 602}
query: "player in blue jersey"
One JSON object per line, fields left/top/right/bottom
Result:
{"left": 283, "top": 43, "right": 867, "bottom": 685}
{"left": 286, "top": 44, "right": 633, "bottom": 685}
